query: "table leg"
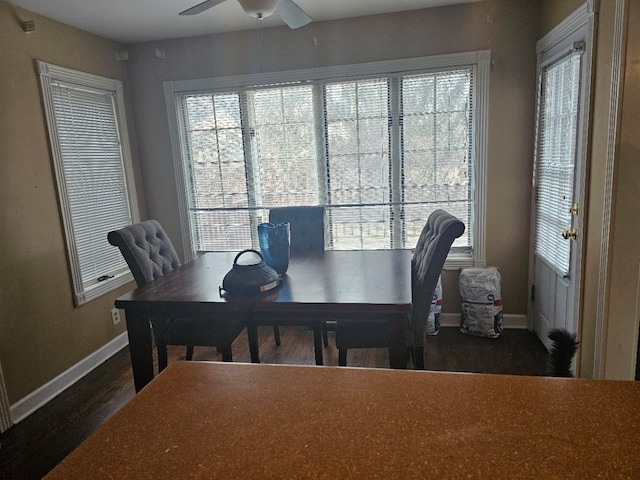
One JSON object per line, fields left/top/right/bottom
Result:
{"left": 387, "top": 314, "right": 407, "bottom": 369}
{"left": 312, "top": 323, "right": 324, "bottom": 366}
{"left": 247, "top": 324, "right": 261, "bottom": 363}
{"left": 124, "top": 310, "right": 154, "bottom": 393}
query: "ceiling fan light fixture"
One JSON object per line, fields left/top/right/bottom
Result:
{"left": 237, "top": 0, "right": 280, "bottom": 18}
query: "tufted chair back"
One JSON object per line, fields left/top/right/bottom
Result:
{"left": 107, "top": 219, "right": 247, "bottom": 372}
{"left": 335, "top": 209, "right": 465, "bottom": 369}
{"left": 269, "top": 206, "right": 325, "bottom": 253}
{"left": 107, "top": 220, "right": 181, "bottom": 288}
{"left": 410, "top": 210, "right": 466, "bottom": 342}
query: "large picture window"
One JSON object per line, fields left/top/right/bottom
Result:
{"left": 167, "top": 52, "right": 488, "bottom": 265}
{"left": 38, "top": 62, "right": 139, "bottom": 305}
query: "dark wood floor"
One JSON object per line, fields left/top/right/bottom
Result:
{"left": 0, "top": 326, "right": 548, "bottom": 479}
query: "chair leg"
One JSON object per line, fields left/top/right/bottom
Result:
{"left": 312, "top": 326, "right": 324, "bottom": 365}
{"left": 247, "top": 325, "right": 260, "bottom": 363}
{"left": 338, "top": 349, "right": 347, "bottom": 367}
{"left": 413, "top": 346, "right": 425, "bottom": 370}
{"left": 220, "top": 346, "right": 233, "bottom": 362}
{"left": 273, "top": 325, "right": 281, "bottom": 346}
{"left": 322, "top": 321, "right": 329, "bottom": 347}
{"left": 185, "top": 346, "right": 194, "bottom": 361}
{"left": 157, "top": 345, "right": 168, "bottom": 372}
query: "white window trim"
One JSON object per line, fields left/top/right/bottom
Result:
{"left": 164, "top": 51, "right": 489, "bottom": 267}
{"left": 38, "top": 61, "right": 139, "bottom": 305}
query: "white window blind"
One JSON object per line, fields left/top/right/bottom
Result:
{"left": 324, "top": 78, "right": 391, "bottom": 249}
{"left": 534, "top": 52, "right": 581, "bottom": 275}
{"left": 169, "top": 52, "right": 488, "bottom": 263}
{"left": 183, "top": 93, "right": 250, "bottom": 251}
{"left": 39, "top": 62, "right": 138, "bottom": 305}
{"left": 401, "top": 70, "right": 473, "bottom": 245}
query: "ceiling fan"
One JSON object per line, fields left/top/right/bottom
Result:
{"left": 179, "top": 0, "right": 312, "bottom": 29}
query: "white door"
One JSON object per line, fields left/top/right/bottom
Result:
{"left": 530, "top": 6, "right": 594, "bottom": 352}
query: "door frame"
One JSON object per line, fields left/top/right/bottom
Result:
{"left": 0, "top": 360, "right": 12, "bottom": 432}
{"left": 593, "top": 0, "right": 631, "bottom": 379}
{"left": 528, "top": 1, "right": 596, "bottom": 372}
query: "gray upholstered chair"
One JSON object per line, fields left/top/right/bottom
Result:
{"left": 267, "top": 206, "right": 328, "bottom": 346}
{"left": 335, "top": 210, "right": 465, "bottom": 369}
{"left": 107, "top": 220, "right": 246, "bottom": 371}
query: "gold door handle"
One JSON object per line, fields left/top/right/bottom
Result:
{"left": 562, "top": 228, "right": 578, "bottom": 240}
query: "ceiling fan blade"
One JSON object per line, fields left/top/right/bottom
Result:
{"left": 179, "top": 0, "right": 227, "bottom": 16}
{"left": 275, "top": 0, "right": 312, "bottom": 29}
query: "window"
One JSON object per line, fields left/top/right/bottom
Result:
{"left": 166, "top": 51, "right": 488, "bottom": 266}
{"left": 38, "top": 61, "right": 139, "bottom": 305}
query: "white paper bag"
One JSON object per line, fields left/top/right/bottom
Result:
{"left": 459, "top": 267, "right": 503, "bottom": 338}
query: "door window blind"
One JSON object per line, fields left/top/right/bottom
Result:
{"left": 534, "top": 52, "right": 581, "bottom": 275}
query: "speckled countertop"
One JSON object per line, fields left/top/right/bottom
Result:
{"left": 45, "top": 362, "right": 640, "bottom": 479}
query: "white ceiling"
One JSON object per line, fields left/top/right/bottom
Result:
{"left": 6, "top": 0, "right": 480, "bottom": 44}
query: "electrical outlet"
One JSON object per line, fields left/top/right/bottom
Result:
{"left": 111, "top": 308, "right": 121, "bottom": 326}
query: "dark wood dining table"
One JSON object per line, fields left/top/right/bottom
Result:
{"left": 115, "top": 249, "right": 412, "bottom": 392}
{"left": 45, "top": 361, "right": 640, "bottom": 479}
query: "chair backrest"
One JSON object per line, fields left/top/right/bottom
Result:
{"left": 410, "top": 210, "right": 465, "bottom": 341}
{"left": 107, "top": 220, "right": 181, "bottom": 288}
{"left": 269, "top": 206, "right": 325, "bottom": 254}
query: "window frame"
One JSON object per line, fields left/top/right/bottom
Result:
{"left": 165, "top": 51, "right": 489, "bottom": 268}
{"left": 38, "top": 61, "right": 139, "bottom": 306}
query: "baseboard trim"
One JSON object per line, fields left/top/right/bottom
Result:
{"left": 440, "top": 313, "right": 529, "bottom": 330}
{"left": 10, "top": 332, "right": 129, "bottom": 424}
